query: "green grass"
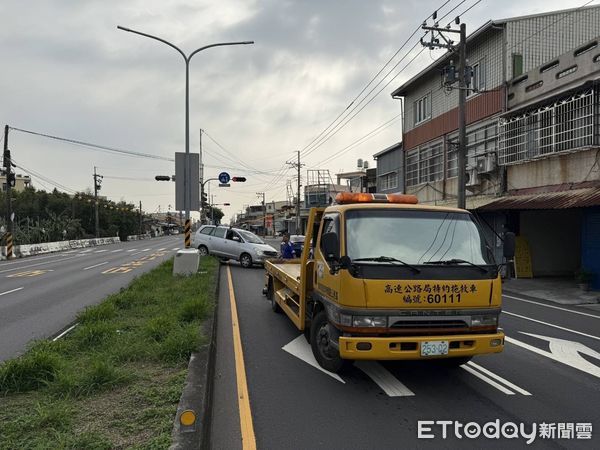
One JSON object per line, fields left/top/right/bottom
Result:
{"left": 0, "top": 256, "right": 218, "bottom": 449}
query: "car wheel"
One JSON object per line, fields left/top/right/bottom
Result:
{"left": 198, "top": 245, "right": 209, "bottom": 256}
{"left": 240, "top": 253, "right": 253, "bottom": 268}
{"left": 310, "top": 310, "right": 351, "bottom": 373}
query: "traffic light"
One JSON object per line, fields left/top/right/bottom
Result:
{"left": 7, "top": 173, "right": 16, "bottom": 187}
{"left": 231, "top": 177, "right": 246, "bottom": 182}
{"left": 201, "top": 192, "right": 208, "bottom": 208}
{"left": 155, "top": 175, "right": 171, "bottom": 181}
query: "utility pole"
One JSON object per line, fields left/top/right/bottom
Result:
{"left": 286, "top": 151, "right": 304, "bottom": 234}
{"left": 139, "top": 201, "right": 143, "bottom": 235}
{"left": 3, "top": 125, "right": 14, "bottom": 258}
{"left": 199, "top": 128, "right": 205, "bottom": 224}
{"left": 421, "top": 14, "right": 469, "bottom": 209}
{"left": 257, "top": 192, "right": 266, "bottom": 236}
{"left": 93, "top": 167, "right": 103, "bottom": 237}
{"left": 210, "top": 194, "right": 214, "bottom": 224}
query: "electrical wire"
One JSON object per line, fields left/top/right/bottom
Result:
{"left": 9, "top": 127, "right": 173, "bottom": 162}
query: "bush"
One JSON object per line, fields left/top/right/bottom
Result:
{"left": 158, "top": 325, "right": 202, "bottom": 364}
{"left": 178, "top": 297, "right": 210, "bottom": 323}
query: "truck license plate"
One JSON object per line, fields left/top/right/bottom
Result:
{"left": 421, "top": 341, "right": 449, "bottom": 357}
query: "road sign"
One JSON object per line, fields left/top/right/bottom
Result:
{"left": 218, "top": 172, "right": 230, "bottom": 184}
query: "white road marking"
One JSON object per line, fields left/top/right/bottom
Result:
{"left": 461, "top": 364, "right": 515, "bottom": 395}
{"left": 465, "top": 361, "right": 531, "bottom": 395}
{"left": 503, "top": 294, "right": 600, "bottom": 319}
{"left": 127, "top": 249, "right": 138, "bottom": 252}
{"left": 83, "top": 262, "right": 109, "bottom": 271}
{"left": 0, "top": 255, "right": 82, "bottom": 274}
{"left": 282, "top": 335, "right": 345, "bottom": 383}
{"left": 506, "top": 333, "right": 600, "bottom": 380}
{"left": 80, "top": 249, "right": 92, "bottom": 253}
{"left": 172, "top": 247, "right": 180, "bottom": 251}
{"left": 504, "top": 311, "right": 600, "bottom": 341}
{"left": 157, "top": 248, "right": 166, "bottom": 251}
{"left": 355, "top": 361, "right": 415, "bottom": 396}
{"left": 142, "top": 248, "right": 151, "bottom": 252}
{"left": 0, "top": 287, "right": 24, "bottom": 296}
{"left": 94, "top": 250, "right": 108, "bottom": 253}
{"left": 110, "top": 249, "right": 123, "bottom": 253}
{"left": 52, "top": 323, "right": 78, "bottom": 341}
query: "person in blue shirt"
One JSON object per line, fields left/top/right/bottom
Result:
{"left": 280, "top": 233, "right": 295, "bottom": 258}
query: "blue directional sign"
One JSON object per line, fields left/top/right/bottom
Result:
{"left": 218, "top": 172, "right": 231, "bottom": 184}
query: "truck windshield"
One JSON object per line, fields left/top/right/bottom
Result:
{"left": 345, "top": 209, "right": 494, "bottom": 266}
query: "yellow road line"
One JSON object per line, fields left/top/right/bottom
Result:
{"left": 227, "top": 265, "right": 257, "bottom": 450}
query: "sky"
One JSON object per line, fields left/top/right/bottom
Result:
{"left": 0, "top": 0, "right": 591, "bottom": 223}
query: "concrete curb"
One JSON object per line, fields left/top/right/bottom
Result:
{"left": 170, "top": 259, "right": 221, "bottom": 450}
{"left": 0, "top": 237, "right": 121, "bottom": 260}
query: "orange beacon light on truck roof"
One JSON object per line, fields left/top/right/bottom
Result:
{"left": 335, "top": 192, "right": 419, "bottom": 205}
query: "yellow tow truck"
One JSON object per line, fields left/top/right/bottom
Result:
{"left": 264, "top": 192, "right": 515, "bottom": 373}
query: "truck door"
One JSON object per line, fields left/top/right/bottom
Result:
{"left": 315, "top": 213, "right": 341, "bottom": 305}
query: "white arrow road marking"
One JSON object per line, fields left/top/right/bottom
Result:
{"left": 354, "top": 361, "right": 415, "bottom": 396}
{"left": 282, "top": 335, "right": 345, "bottom": 384}
{"left": 504, "top": 311, "right": 600, "bottom": 341}
{"left": 461, "top": 364, "right": 515, "bottom": 395}
{"left": 506, "top": 333, "right": 600, "bottom": 380}
{"left": 0, "top": 287, "right": 24, "bottom": 296}
{"left": 465, "top": 361, "right": 531, "bottom": 395}
{"left": 83, "top": 262, "right": 109, "bottom": 271}
{"left": 503, "top": 294, "right": 600, "bottom": 319}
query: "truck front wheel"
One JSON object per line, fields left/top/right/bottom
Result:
{"left": 310, "top": 310, "right": 350, "bottom": 373}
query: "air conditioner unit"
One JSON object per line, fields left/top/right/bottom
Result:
{"left": 465, "top": 168, "right": 481, "bottom": 187}
{"left": 476, "top": 155, "right": 497, "bottom": 173}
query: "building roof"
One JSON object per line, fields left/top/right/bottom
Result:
{"left": 478, "top": 187, "right": 600, "bottom": 210}
{"left": 373, "top": 141, "right": 402, "bottom": 158}
{"left": 390, "top": 5, "right": 600, "bottom": 98}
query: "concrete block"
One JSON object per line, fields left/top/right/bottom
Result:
{"left": 173, "top": 249, "right": 200, "bottom": 276}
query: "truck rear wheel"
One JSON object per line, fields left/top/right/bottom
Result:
{"left": 310, "top": 310, "right": 350, "bottom": 374}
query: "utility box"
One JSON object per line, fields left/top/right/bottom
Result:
{"left": 173, "top": 248, "right": 200, "bottom": 276}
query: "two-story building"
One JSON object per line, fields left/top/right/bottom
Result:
{"left": 390, "top": 6, "right": 600, "bottom": 286}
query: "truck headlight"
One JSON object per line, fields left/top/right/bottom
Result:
{"left": 471, "top": 315, "right": 498, "bottom": 327}
{"left": 326, "top": 304, "right": 352, "bottom": 326}
{"left": 352, "top": 316, "right": 387, "bottom": 328}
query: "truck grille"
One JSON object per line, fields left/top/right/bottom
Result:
{"left": 390, "top": 320, "right": 468, "bottom": 330}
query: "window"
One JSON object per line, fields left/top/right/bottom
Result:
{"left": 512, "top": 53, "right": 523, "bottom": 78}
{"left": 468, "top": 60, "right": 485, "bottom": 96}
{"left": 379, "top": 172, "right": 398, "bottom": 191}
{"left": 211, "top": 228, "right": 226, "bottom": 238}
{"left": 414, "top": 94, "right": 430, "bottom": 124}
{"left": 405, "top": 142, "right": 443, "bottom": 187}
{"left": 200, "top": 226, "right": 214, "bottom": 235}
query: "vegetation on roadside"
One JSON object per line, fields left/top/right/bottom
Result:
{"left": 0, "top": 256, "right": 219, "bottom": 449}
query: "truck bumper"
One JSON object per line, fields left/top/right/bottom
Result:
{"left": 338, "top": 332, "right": 504, "bottom": 360}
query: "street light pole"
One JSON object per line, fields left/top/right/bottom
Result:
{"left": 117, "top": 25, "right": 253, "bottom": 245}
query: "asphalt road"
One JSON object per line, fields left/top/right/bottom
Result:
{"left": 0, "top": 236, "right": 183, "bottom": 362}
{"left": 211, "top": 264, "right": 600, "bottom": 450}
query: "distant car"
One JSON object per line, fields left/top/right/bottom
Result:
{"left": 289, "top": 235, "right": 305, "bottom": 257}
{"left": 192, "top": 226, "right": 278, "bottom": 268}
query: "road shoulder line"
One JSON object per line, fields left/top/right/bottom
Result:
{"left": 226, "top": 265, "right": 257, "bottom": 450}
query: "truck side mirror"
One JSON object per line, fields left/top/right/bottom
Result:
{"left": 321, "top": 232, "right": 339, "bottom": 261}
{"left": 503, "top": 232, "right": 515, "bottom": 259}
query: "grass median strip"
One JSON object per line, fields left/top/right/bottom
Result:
{"left": 0, "top": 256, "right": 218, "bottom": 449}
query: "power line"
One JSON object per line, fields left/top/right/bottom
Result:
{"left": 297, "top": 0, "right": 456, "bottom": 159}
{"left": 9, "top": 126, "right": 173, "bottom": 162}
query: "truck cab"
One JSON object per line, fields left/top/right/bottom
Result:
{"left": 264, "top": 193, "right": 513, "bottom": 373}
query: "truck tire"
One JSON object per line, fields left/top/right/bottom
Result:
{"left": 267, "top": 280, "right": 281, "bottom": 313}
{"left": 198, "top": 245, "right": 209, "bottom": 256}
{"left": 310, "top": 310, "right": 350, "bottom": 373}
